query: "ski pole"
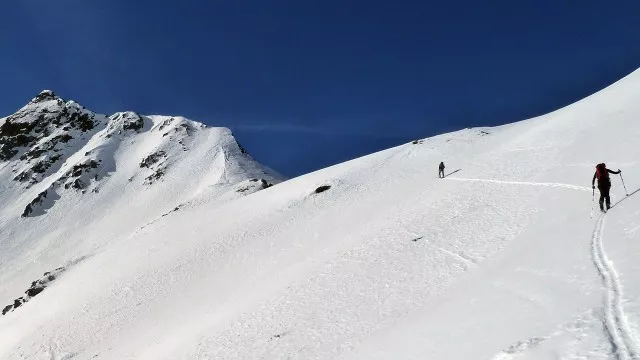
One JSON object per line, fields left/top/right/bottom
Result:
{"left": 591, "top": 187, "right": 595, "bottom": 218}
{"left": 620, "top": 172, "right": 629, "bottom": 196}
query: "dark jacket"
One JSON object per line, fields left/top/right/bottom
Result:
{"left": 593, "top": 168, "right": 620, "bottom": 188}
{"left": 439, "top": 162, "right": 445, "bottom": 171}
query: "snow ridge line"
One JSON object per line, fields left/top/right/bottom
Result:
{"left": 446, "top": 177, "right": 591, "bottom": 192}
{"left": 591, "top": 215, "right": 640, "bottom": 360}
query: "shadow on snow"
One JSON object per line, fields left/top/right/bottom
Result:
{"left": 443, "top": 169, "right": 462, "bottom": 178}
{"left": 611, "top": 187, "right": 640, "bottom": 209}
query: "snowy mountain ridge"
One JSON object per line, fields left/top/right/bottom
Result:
{"left": 0, "top": 90, "right": 280, "bottom": 218}
{"left": 0, "top": 91, "right": 282, "bottom": 320}
{"left": 1, "top": 67, "right": 640, "bottom": 360}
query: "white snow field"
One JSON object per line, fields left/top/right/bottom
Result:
{"left": 1, "top": 66, "right": 640, "bottom": 359}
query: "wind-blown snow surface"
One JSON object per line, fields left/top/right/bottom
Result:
{"left": 2, "top": 67, "right": 640, "bottom": 359}
{"left": 0, "top": 92, "right": 282, "bottom": 338}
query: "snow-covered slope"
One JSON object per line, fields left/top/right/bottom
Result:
{"left": 1, "top": 66, "right": 640, "bottom": 360}
{"left": 0, "top": 91, "right": 282, "bottom": 322}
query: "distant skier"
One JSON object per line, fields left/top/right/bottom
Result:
{"left": 592, "top": 163, "right": 621, "bottom": 211}
{"left": 439, "top": 162, "right": 445, "bottom": 178}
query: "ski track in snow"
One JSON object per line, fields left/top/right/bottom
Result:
{"left": 436, "top": 247, "right": 477, "bottom": 268}
{"left": 446, "top": 177, "right": 592, "bottom": 192}
{"left": 591, "top": 214, "right": 640, "bottom": 360}
{"left": 4, "top": 70, "right": 640, "bottom": 359}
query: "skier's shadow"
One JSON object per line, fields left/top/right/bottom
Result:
{"left": 443, "top": 169, "right": 462, "bottom": 178}
{"left": 611, "top": 187, "right": 640, "bottom": 209}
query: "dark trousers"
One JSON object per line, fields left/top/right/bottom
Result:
{"left": 599, "top": 184, "right": 611, "bottom": 210}
{"left": 439, "top": 169, "right": 445, "bottom": 178}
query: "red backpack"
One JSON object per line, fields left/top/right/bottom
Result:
{"left": 596, "top": 163, "right": 609, "bottom": 180}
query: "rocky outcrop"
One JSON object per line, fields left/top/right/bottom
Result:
{"left": 144, "top": 168, "right": 165, "bottom": 185}
{"left": 59, "top": 159, "right": 102, "bottom": 190}
{"left": 140, "top": 151, "right": 166, "bottom": 168}
{"left": 236, "top": 178, "right": 274, "bottom": 193}
{"left": 21, "top": 190, "right": 49, "bottom": 217}
{"left": 1, "top": 91, "right": 106, "bottom": 185}
{"left": 2, "top": 266, "right": 65, "bottom": 315}
{"left": 29, "top": 89, "right": 58, "bottom": 104}
{"left": 105, "top": 112, "right": 146, "bottom": 138}
{"left": 314, "top": 185, "right": 331, "bottom": 194}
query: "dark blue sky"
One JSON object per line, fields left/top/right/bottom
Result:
{"left": 2, "top": 1, "right": 639, "bottom": 176}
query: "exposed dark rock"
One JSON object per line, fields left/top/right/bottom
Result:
{"left": 140, "top": 151, "right": 166, "bottom": 168}
{"left": 412, "top": 140, "right": 424, "bottom": 145}
{"left": 0, "top": 146, "right": 19, "bottom": 161}
{"left": 314, "top": 185, "right": 331, "bottom": 194}
{"left": 22, "top": 190, "right": 48, "bottom": 217}
{"left": 68, "top": 111, "right": 95, "bottom": 132}
{"left": 119, "top": 113, "right": 144, "bottom": 132}
{"left": 144, "top": 169, "right": 165, "bottom": 185}
{"left": 161, "top": 205, "right": 183, "bottom": 217}
{"left": 0, "top": 120, "right": 38, "bottom": 161}
{"left": 107, "top": 112, "right": 145, "bottom": 135}
{"left": 157, "top": 118, "right": 174, "bottom": 132}
{"left": 69, "top": 160, "right": 100, "bottom": 177}
{"left": 20, "top": 148, "right": 45, "bottom": 161}
{"left": 123, "top": 117, "right": 144, "bottom": 132}
{"left": 69, "top": 179, "right": 85, "bottom": 190}
{"left": 2, "top": 305, "right": 12, "bottom": 315}
{"left": 15, "top": 154, "right": 62, "bottom": 181}
{"left": 0, "top": 120, "right": 37, "bottom": 137}
{"left": 236, "top": 178, "right": 274, "bottom": 193}
{"left": 30, "top": 161, "right": 47, "bottom": 174}
{"left": 2, "top": 266, "right": 66, "bottom": 316}
{"left": 55, "top": 158, "right": 102, "bottom": 190}
{"left": 13, "top": 171, "right": 32, "bottom": 183}
{"left": 237, "top": 178, "right": 274, "bottom": 193}
{"left": 13, "top": 299, "right": 22, "bottom": 309}
{"left": 37, "top": 154, "right": 62, "bottom": 172}
{"left": 31, "top": 90, "right": 58, "bottom": 103}
{"left": 25, "top": 286, "right": 44, "bottom": 297}
{"left": 1, "top": 97, "right": 101, "bottom": 184}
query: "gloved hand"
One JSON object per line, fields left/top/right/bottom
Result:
{"left": 593, "top": 185, "right": 595, "bottom": 189}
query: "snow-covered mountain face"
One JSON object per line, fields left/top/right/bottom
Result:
{"left": 1, "top": 67, "right": 640, "bottom": 360}
{"left": 0, "top": 91, "right": 282, "bottom": 316}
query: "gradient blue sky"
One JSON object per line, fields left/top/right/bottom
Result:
{"left": 2, "top": 1, "right": 640, "bottom": 176}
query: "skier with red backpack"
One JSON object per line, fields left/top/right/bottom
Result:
{"left": 592, "top": 163, "right": 621, "bottom": 212}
